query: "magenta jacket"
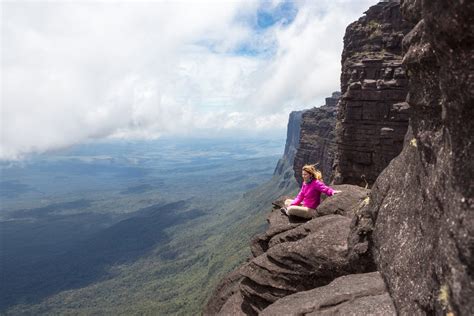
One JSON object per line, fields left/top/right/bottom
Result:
{"left": 291, "top": 179, "right": 335, "bottom": 209}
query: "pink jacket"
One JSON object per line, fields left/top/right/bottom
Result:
{"left": 291, "top": 179, "right": 335, "bottom": 210}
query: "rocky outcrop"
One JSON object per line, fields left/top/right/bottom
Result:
{"left": 333, "top": 1, "right": 412, "bottom": 187}
{"left": 251, "top": 185, "right": 369, "bottom": 257}
{"left": 202, "top": 264, "right": 248, "bottom": 316}
{"left": 260, "top": 272, "right": 396, "bottom": 316}
{"left": 204, "top": 185, "right": 382, "bottom": 315}
{"left": 293, "top": 92, "right": 339, "bottom": 185}
{"left": 349, "top": 0, "right": 474, "bottom": 315}
{"left": 316, "top": 184, "right": 370, "bottom": 218}
{"left": 240, "top": 215, "right": 354, "bottom": 314}
{"left": 250, "top": 200, "right": 307, "bottom": 258}
{"left": 205, "top": 1, "right": 473, "bottom": 315}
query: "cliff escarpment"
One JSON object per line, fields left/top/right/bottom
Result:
{"left": 205, "top": 0, "right": 473, "bottom": 315}
{"left": 349, "top": 0, "right": 474, "bottom": 314}
{"left": 333, "top": 0, "right": 412, "bottom": 187}
{"left": 204, "top": 185, "right": 382, "bottom": 315}
{"left": 293, "top": 92, "right": 339, "bottom": 185}
{"left": 274, "top": 110, "right": 303, "bottom": 189}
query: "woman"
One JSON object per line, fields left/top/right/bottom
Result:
{"left": 282, "top": 164, "right": 341, "bottom": 219}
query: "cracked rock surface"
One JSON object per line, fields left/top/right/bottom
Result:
{"left": 260, "top": 272, "right": 395, "bottom": 316}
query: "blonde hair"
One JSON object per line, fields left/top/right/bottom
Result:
{"left": 302, "top": 164, "right": 323, "bottom": 181}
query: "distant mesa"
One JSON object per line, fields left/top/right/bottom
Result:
{"left": 292, "top": 91, "right": 340, "bottom": 185}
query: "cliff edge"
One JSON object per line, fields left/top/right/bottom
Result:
{"left": 204, "top": 0, "right": 473, "bottom": 314}
{"left": 293, "top": 92, "right": 339, "bottom": 185}
{"left": 333, "top": 0, "right": 412, "bottom": 187}
{"left": 349, "top": 0, "right": 474, "bottom": 314}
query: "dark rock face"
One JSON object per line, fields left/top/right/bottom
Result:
{"left": 274, "top": 111, "right": 303, "bottom": 176}
{"left": 206, "top": 185, "right": 379, "bottom": 315}
{"left": 349, "top": 0, "right": 474, "bottom": 315}
{"left": 217, "top": 291, "right": 246, "bottom": 315}
{"left": 325, "top": 91, "right": 341, "bottom": 107}
{"left": 316, "top": 184, "right": 370, "bottom": 218}
{"left": 260, "top": 272, "right": 396, "bottom": 316}
{"left": 250, "top": 204, "right": 307, "bottom": 258}
{"left": 273, "top": 111, "right": 304, "bottom": 192}
{"left": 205, "top": 1, "right": 473, "bottom": 314}
{"left": 202, "top": 265, "right": 247, "bottom": 316}
{"left": 282, "top": 111, "right": 304, "bottom": 165}
{"left": 333, "top": 1, "right": 412, "bottom": 187}
{"left": 252, "top": 184, "right": 369, "bottom": 258}
{"left": 293, "top": 93, "right": 339, "bottom": 185}
{"left": 240, "top": 215, "right": 353, "bottom": 314}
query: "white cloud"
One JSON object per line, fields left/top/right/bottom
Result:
{"left": 247, "top": 0, "right": 377, "bottom": 112}
{"left": 1, "top": 0, "right": 377, "bottom": 160}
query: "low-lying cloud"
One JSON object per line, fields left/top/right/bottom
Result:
{"left": 1, "top": 0, "right": 376, "bottom": 160}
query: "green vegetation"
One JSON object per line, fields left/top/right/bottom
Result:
{"left": 367, "top": 20, "right": 383, "bottom": 39}
{"left": 5, "top": 174, "right": 296, "bottom": 315}
{"left": 367, "top": 20, "right": 381, "bottom": 30}
{"left": 1, "top": 139, "right": 296, "bottom": 315}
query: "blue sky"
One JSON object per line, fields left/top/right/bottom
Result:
{"left": 1, "top": 0, "right": 377, "bottom": 160}
{"left": 196, "top": 1, "right": 298, "bottom": 58}
{"left": 255, "top": 1, "right": 298, "bottom": 28}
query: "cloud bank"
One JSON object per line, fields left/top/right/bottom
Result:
{"left": 1, "top": 0, "right": 376, "bottom": 160}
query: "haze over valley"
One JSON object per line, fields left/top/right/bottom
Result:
{"left": 0, "top": 138, "right": 285, "bottom": 314}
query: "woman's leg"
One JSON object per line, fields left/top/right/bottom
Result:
{"left": 286, "top": 205, "right": 315, "bottom": 219}
{"left": 284, "top": 199, "right": 293, "bottom": 208}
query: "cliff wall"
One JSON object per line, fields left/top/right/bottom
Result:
{"left": 293, "top": 92, "right": 339, "bottom": 185}
{"left": 349, "top": 0, "right": 474, "bottom": 314}
{"left": 204, "top": 1, "right": 473, "bottom": 315}
{"left": 272, "top": 111, "right": 303, "bottom": 193}
{"left": 204, "top": 185, "right": 380, "bottom": 315}
{"left": 274, "top": 111, "right": 302, "bottom": 177}
{"left": 333, "top": 0, "right": 412, "bottom": 187}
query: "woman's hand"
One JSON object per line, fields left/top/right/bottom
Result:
{"left": 333, "top": 190, "right": 342, "bottom": 195}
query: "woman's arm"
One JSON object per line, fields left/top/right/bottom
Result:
{"left": 315, "top": 181, "right": 336, "bottom": 196}
{"left": 291, "top": 188, "right": 304, "bottom": 206}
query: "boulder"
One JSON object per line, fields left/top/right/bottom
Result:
{"left": 216, "top": 291, "right": 247, "bottom": 316}
{"left": 266, "top": 215, "right": 343, "bottom": 248}
{"left": 260, "top": 272, "right": 395, "bottom": 316}
{"left": 316, "top": 184, "right": 370, "bottom": 218}
{"left": 202, "top": 264, "right": 247, "bottom": 315}
{"left": 251, "top": 206, "right": 308, "bottom": 257}
{"left": 240, "top": 215, "right": 355, "bottom": 313}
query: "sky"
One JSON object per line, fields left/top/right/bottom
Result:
{"left": 1, "top": 0, "right": 377, "bottom": 160}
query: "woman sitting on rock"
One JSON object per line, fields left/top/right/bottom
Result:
{"left": 282, "top": 164, "right": 340, "bottom": 219}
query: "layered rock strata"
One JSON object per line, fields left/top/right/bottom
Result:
{"left": 202, "top": 264, "right": 248, "bottom": 316}
{"left": 260, "top": 272, "right": 396, "bottom": 316}
{"left": 273, "top": 111, "right": 303, "bottom": 191}
{"left": 333, "top": 1, "right": 412, "bottom": 187}
{"left": 349, "top": 0, "right": 474, "bottom": 314}
{"left": 279, "top": 111, "right": 303, "bottom": 167}
{"left": 293, "top": 92, "right": 339, "bottom": 185}
{"left": 204, "top": 185, "right": 378, "bottom": 315}
{"left": 206, "top": 1, "right": 473, "bottom": 315}
{"left": 240, "top": 215, "right": 354, "bottom": 313}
